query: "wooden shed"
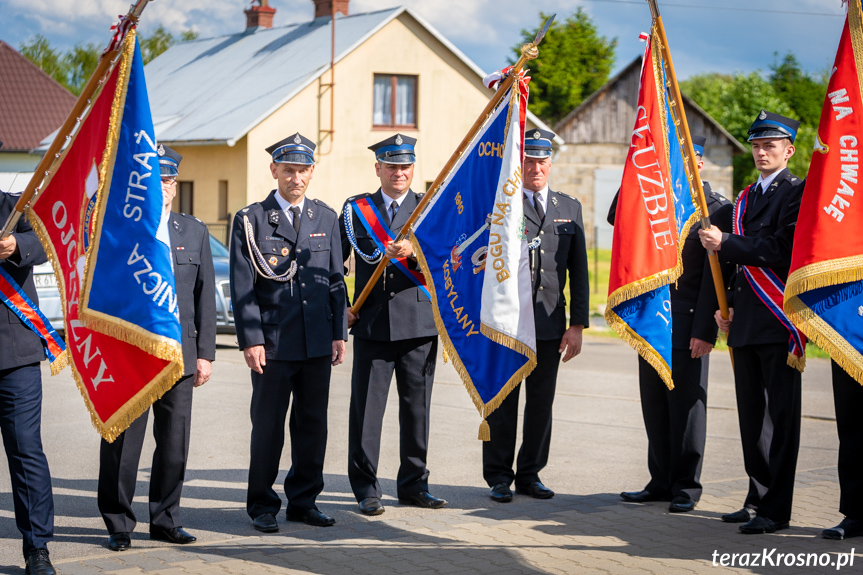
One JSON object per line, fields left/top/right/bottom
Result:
{"left": 551, "top": 56, "right": 746, "bottom": 248}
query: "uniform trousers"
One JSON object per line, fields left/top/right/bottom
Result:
{"left": 483, "top": 338, "right": 561, "bottom": 487}
{"left": 733, "top": 343, "right": 801, "bottom": 522}
{"left": 0, "top": 363, "right": 53, "bottom": 558}
{"left": 98, "top": 375, "right": 194, "bottom": 534}
{"left": 831, "top": 360, "right": 863, "bottom": 519}
{"left": 638, "top": 351, "right": 708, "bottom": 501}
{"left": 247, "top": 356, "right": 331, "bottom": 518}
{"left": 348, "top": 336, "right": 437, "bottom": 500}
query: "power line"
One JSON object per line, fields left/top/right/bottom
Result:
{"left": 580, "top": 0, "right": 844, "bottom": 17}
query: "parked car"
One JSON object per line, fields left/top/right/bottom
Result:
{"left": 33, "top": 233, "right": 235, "bottom": 334}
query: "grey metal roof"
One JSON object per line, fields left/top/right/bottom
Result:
{"left": 145, "top": 8, "right": 403, "bottom": 146}
{"left": 144, "top": 6, "right": 560, "bottom": 147}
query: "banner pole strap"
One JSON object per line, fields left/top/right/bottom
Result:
{"left": 350, "top": 15, "right": 555, "bottom": 315}
{"left": 1, "top": 0, "right": 153, "bottom": 239}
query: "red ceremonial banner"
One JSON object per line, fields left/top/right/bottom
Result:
{"left": 608, "top": 39, "right": 679, "bottom": 299}
{"left": 28, "top": 37, "right": 176, "bottom": 442}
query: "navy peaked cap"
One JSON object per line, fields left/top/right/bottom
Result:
{"left": 524, "top": 128, "right": 555, "bottom": 158}
{"left": 692, "top": 135, "right": 707, "bottom": 156}
{"left": 158, "top": 144, "right": 182, "bottom": 177}
{"left": 266, "top": 133, "right": 316, "bottom": 165}
{"left": 748, "top": 110, "right": 800, "bottom": 143}
{"left": 369, "top": 133, "right": 416, "bottom": 164}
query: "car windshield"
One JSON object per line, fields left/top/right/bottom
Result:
{"left": 209, "top": 234, "right": 230, "bottom": 258}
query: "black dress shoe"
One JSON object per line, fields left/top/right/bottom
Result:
{"left": 490, "top": 483, "right": 513, "bottom": 503}
{"left": 358, "top": 497, "right": 385, "bottom": 516}
{"left": 150, "top": 526, "right": 197, "bottom": 544}
{"left": 722, "top": 507, "right": 757, "bottom": 523}
{"left": 287, "top": 508, "right": 336, "bottom": 526}
{"left": 516, "top": 482, "right": 555, "bottom": 499}
{"left": 822, "top": 517, "right": 863, "bottom": 540}
{"left": 107, "top": 532, "right": 131, "bottom": 551}
{"left": 25, "top": 548, "right": 56, "bottom": 575}
{"left": 252, "top": 512, "right": 279, "bottom": 533}
{"left": 620, "top": 489, "right": 668, "bottom": 503}
{"left": 668, "top": 495, "right": 696, "bottom": 513}
{"left": 398, "top": 491, "right": 448, "bottom": 509}
{"left": 739, "top": 515, "right": 789, "bottom": 534}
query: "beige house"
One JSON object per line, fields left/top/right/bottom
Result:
{"left": 145, "top": 0, "right": 555, "bottom": 242}
{"left": 551, "top": 57, "right": 746, "bottom": 248}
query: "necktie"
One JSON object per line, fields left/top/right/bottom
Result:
{"left": 750, "top": 183, "right": 763, "bottom": 213}
{"left": 534, "top": 191, "right": 545, "bottom": 222}
{"left": 290, "top": 206, "right": 301, "bottom": 233}
{"left": 390, "top": 202, "right": 398, "bottom": 224}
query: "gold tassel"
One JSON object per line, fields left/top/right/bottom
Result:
{"left": 478, "top": 419, "right": 490, "bottom": 441}
{"left": 442, "top": 347, "right": 449, "bottom": 364}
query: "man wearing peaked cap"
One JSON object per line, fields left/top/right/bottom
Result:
{"left": 339, "top": 133, "right": 447, "bottom": 515}
{"left": 700, "top": 110, "right": 805, "bottom": 534}
{"left": 483, "top": 128, "right": 590, "bottom": 503}
{"left": 612, "top": 135, "right": 733, "bottom": 514}
{"left": 98, "top": 144, "right": 216, "bottom": 551}
{"left": 230, "top": 133, "right": 347, "bottom": 531}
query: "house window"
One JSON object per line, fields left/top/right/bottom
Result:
{"left": 373, "top": 74, "right": 417, "bottom": 128}
{"left": 218, "top": 180, "right": 229, "bottom": 221}
{"left": 176, "top": 181, "right": 193, "bottom": 215}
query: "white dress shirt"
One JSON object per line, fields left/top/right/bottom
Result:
{"left": 274, "top": 192, "right": 305, "bottom": 227}
{"left": 523, "top": 185, "right": 549, "bottom": 214}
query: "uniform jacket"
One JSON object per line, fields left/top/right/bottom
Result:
{"left": 339, "top": 189, "right": 436, "bottom": 342}
{"left": 0, "top": 192, "right": 48, "bottom": 370}
{"left": 169, "top": 212, "right": 217, "bottom": 377}
{"left": 720, "top": 168, "right": 805, "bottom": 347}
{"left": 524, "top": 189, "right": 590, "bottom": 340}
{"left": 230, "top": 190, "right": 348, "bottom": 361}
{"left": 608, "top": 182, "right": 733, "bottom": 350}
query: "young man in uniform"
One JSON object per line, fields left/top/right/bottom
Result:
{"left": 98, "top": 145, "right": 217, "bottom": 551}
{"left": 339, "top": 134, "right": 445, "bottom": 516}
{"left": 613, "top": 136, "right": 732, "bottom": 513}
{"left": 230, "top": 133, "right": 347, "bottom": 531}
{"left": 699, "top": 111, "right": 805, "bottom": 534}
{"left": 484, "top": 129, "right": 589, "bottom": 503}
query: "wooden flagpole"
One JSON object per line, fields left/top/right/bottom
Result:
{"left": 646, "top": 0, "right": 731, "bottom": 327}
{"left": 350, "top": 15, "right": 556, "bottom": 315}
{"left": 1, "top": 0, "right": 154, "bottom": 239}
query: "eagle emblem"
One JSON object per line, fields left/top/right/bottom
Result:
{"left": 533, "top": 130, "right": 541, "bottom": 139}
{"left": 293, "top": 134, "right": 302, "bottom": 145}
{"left": 395, "top": 134, "right": 403, "bottom": 146}
{"left": 158, "top": 144, "right": 165, "bottom": 156}
{"left": 759, "top": 110, "right": 767, "bottom": 120}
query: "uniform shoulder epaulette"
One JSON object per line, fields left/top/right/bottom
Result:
{"left": 179, "top": 212, "right": 204, "bottom": 224}
{"left": 239, "top": 202, "right": 263, "bottom": 216}
{"left": 312, "top": 198, "right": 336, "bottom": 213}
{"left": 414, "top": 190, "right": 426, "bottom": 199}
{"left": 554, "top": 191, "right": 581, "bottom": 205}
{"left": 709, "top": 191, "right": 730, "bottom": 204}
{"left": 343, "top": 192, "right": 372, "bottom": 205}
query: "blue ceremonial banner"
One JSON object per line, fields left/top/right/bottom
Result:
{"left": 412, "top": 75, "right": 536, "bottom": 438}
{"left": 80, "top": 35, "right": 183, "bottom": 367}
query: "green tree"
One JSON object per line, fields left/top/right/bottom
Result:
{"left": 64, "top": 42, "right": 101, "bottom": 95}
{"left": 511, "top": 10, "right": 616, "bottom": 125}
{"left": 19, "top": 34, "right": 67, "bottom": 89}
{"left": 769, "top": 52, "right": 828, "bottom": 129}
{"left": 682, "top": 71, "right": 817, "bottom": 191}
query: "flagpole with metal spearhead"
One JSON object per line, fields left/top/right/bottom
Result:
{"left": 350, "top": 14, "right": 556, "bottom": 315}
{"left": 0, "top": 0, "right": 155, "bottom": 239}
{"left": 645, "top": 0, "right": 733, "bottom": 334}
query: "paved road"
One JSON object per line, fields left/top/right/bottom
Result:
{"left": 0, "top": 334, "right": 854, "bottom": 574}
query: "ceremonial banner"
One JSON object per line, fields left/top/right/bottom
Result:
{"left": 411, "top": 75, "right": 536, "bottom": 438}
{"left": 29, "top": 31, "right": 183, "bottom": 441}
{"left": 605, "top": 32, "right": 699, "bottom": 389}
{"left": 785, "top": 4, "right": 863, "bottom": 383}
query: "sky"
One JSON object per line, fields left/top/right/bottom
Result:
{"left": 0, "top": 0, "right": 848, "bottom": 80}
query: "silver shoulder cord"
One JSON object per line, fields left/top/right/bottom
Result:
{"left": 243, "top": 214, "right": 298, "bottom": 293}
{"left": 527, "top": 235, "right": 541, "bottom": 275}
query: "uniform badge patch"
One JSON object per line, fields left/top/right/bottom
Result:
{"left": 294, "top": 134, "right": 302, "bottom": 144}
{"left": 269, "top": 211, "right": 280, "bottom": 224}
{"left": 395, "top": 134, "right": 403, "bottom": 145}
{"left": 176, "top": 246, "right": 185, "bottom": 251}
{"left": 281, "top": 247, "right": 289, "bottom": 256}
{"left": 269, "top": 256, "right": 278, "bottom": 266}
{"left": 158, "top": 144, "right": 165, "bottom": 156}
{"left": 310, "top": 233, "right": 326, "bottom": 238}
{"left": 533, "top": 130, "right": 541, "bottom": 139}
{"left": 307, "top": 208, "right": 314, "bottom": 220}
{"left": 759, "top": 110, "right": 767, "bottom": 120}
{"left": 553, "top": 219, "right": 572, "bottom": 223}
{"left": 550, "top": 197, "right": 558, "bottom": 207}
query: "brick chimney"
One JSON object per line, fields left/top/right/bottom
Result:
{"left": 313, "top": 0, "right": 349, "bottom": 19}
{"left": 245, "top": 0, "right": 277, "bottom": 30}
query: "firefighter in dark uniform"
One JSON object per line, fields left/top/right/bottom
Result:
{"left": 700, "top": 111, "right": 805, "bottom": 534}
{"left": 98, "top": 145, "right": 217, "bottom": 552}
{"left": 824, "top": 362, "right": 863, "bottom": 539}
{"left": 612, "top": 136, "right": 733, "bottom": 513}
{"left": 230, "top": 133, "right": 347, "bottom": 531}
{"left": 483, "top": 129, "right": 590, "bottom": 503}
{"left": 0, "top": 140, "right": 57, "bottom": 575}
{"left": 339, "top": 134, "right": 445, "bottom": 516}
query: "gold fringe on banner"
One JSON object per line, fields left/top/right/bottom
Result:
{"left": 49, "top": 349, "right": 69, "bottom": 376}
{"left": 785, "top": 256, "right": 863, "bottom": 299}
{"left": 606, "top": 307, "right": 674, "bottom": 390}
{"left": 786, "top": 295, "right": 863, "bottom": 384}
